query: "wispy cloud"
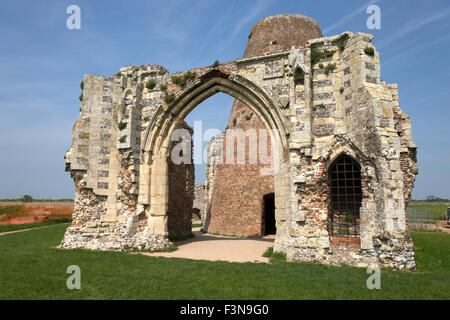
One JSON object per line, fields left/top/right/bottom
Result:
{"left": 232, "top": 0, "right": 271, "bottom": 35}
{"left": 323, "top": 0, "right": 380, "bottom": 34}
{"left": 383, "top": 32, "right": 450, "bottom": 69}
{"left": 378, "top": 7, "right": 450, "bottom": 49}
{"left": 205, "top": 0, "right": 272, "bottom": 61}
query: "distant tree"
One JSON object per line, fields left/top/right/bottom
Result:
{"left": 21, "top": 195, "right": 33, "bottom": 202}
{"left": 424, "top": 195, "right": 449, "bottom": 202}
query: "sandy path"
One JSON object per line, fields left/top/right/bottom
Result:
{"left": 141, "top": 228, "right": 274, "bottom": 263}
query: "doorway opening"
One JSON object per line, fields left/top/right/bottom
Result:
{"left": 263, "top": 193, "right": 276, "bottom": 235}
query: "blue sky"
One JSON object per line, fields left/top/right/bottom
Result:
{"left": 0, "top": 0, "right": 449, "bottom": 200}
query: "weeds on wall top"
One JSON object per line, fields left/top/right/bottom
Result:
{"left": 210, "top": 60, "right": 220, "bottom": 68}
{"left": 310, "top": 48, "right": 335, "bottom": 65}
{"left": 324, "top": 63, "right": 336, "bottom": 76}
{"left": 171, "top": 71, "right": 196, "bottom": 89}
{"left": 140, "top": 72, "right": 151, "bottom": 80}
{"left": 118, "top": 121, "right": 127, "bottom": 130}
{"left": 145, "top": 79, "right": 156, "bottom": 90}
{"left": 332, "top": 33, "right": 349, "bottom": 52}
{"left": 364, "top": 47, "right": 375, "bottom": 56}
{"left": 164, "top": 93, "right": 175, "bottom": 104}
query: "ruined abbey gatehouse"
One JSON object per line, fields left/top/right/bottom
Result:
{"left": 61, "top": 14, "right": 418, "bottom": 270}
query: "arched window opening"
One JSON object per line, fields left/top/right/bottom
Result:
{"left": 328, "top": 155, "right": 362, "bottom": 237}
{"left": 294, "top": 68, "right": 305, "bottom": 103}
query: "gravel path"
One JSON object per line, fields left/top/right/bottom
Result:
{"left": 141, "top": 228, "right": 275, "bottom": 263}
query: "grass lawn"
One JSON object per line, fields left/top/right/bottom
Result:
{"left": 0, "top": 219, "right": 71, "bottom": 233}
{"left": 0, "top": 224, "right": 448, "bottom": 299}
{"left": 407, "top": 201, "right": 449, "bottom": 215}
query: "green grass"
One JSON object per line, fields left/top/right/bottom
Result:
{"left": 0, "top": 219, "right": 71, "bottom": 233}
{"left": 262, "top": 247, "right": 287, "bottom": 263}
{"left": 0, "top": 225, "right": 448, "bottom": 299}
{"left": 192, "top": 223, "right": 203, "bottom": 228}
{"left": 407, "top": 201, "right": 449, "bottom": 222}
{"left": 407, "top": 201, "right": 449, "bottom": 215}
{"left": 169, "top": 233, "right": 195, "bottom": 242}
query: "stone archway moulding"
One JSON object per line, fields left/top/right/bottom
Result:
{"left": 141, "top": 70, "right": 291, "bottom": 238}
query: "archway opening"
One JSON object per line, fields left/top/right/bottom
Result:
{"left": 144, "top": 73, "right": 288, "bottom": 242}
{"left": 166, "top": 92, "right": 276, "bottom": 238}
{"left": 328, "top": 155, "right": 362, "bottom": 238}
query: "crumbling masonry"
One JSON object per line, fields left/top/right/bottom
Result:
{"left": 62, "top": 14, "right": 418, "bottom": 270}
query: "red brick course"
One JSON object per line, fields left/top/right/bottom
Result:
{"left": 331, "top": 237, "right": 361, "bottom": 248}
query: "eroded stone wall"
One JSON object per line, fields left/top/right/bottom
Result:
{"left": 192, "top": 183, "right": 205, "bottom": 222}
{"left": 167, "top": 122, "right": 195, "bottom": 238}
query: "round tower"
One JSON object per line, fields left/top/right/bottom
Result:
{"left": 244, "top": 14, "right": 323, "bottom": 58}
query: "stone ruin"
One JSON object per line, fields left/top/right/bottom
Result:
{"left": 61, "top": 14, "right": 418, "bottom": 270}
{"left": 192, "top": 182, "right": 205, "bottom": 224}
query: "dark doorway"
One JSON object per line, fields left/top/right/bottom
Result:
{"left": 263, "top": 193, "right": 276, "bottom": 235}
